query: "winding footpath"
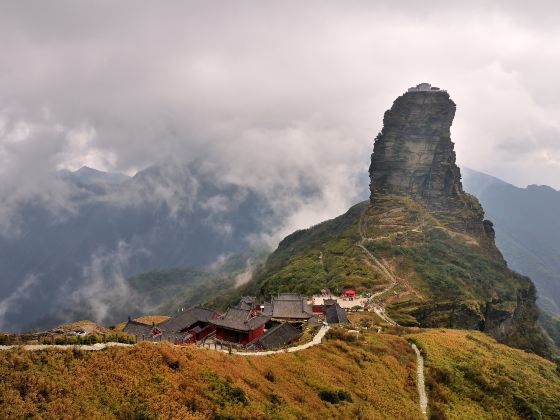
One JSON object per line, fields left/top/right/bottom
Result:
{"left": 0, "top": 325, "right": 331, "bottom": 356}
{"left": 357, "top": 208, "right": 429, "bottom": 418}
{"left": 225, "top": 324, "right": 330, "bottom": 357}
{"left": 0, "top": 342, "right": 131, "bottom": 351}
{"left": 411, "top": 343, "right": 428, "bottom": 418}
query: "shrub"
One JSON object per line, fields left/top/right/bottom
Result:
{"left": 66, "top": 336, "right": 79, "bottom": 345}
{"left": 337, "top": 390, "right": 353, "bottom": 403}
{"left": 513, "top": 395, "right": 544, "bottom": 420}
{"left": 318, "top": 389, "right": 353, "bottom": 404}
{"left": 267, "top": 392, "right": 283, "bottom": 405}
{"left": 206, "top": 374, "right": 249, "bottom": 407}
{"left": 166, "top": 359, "right": 180, "bottom": 370}
{"left": 226, "top": 386, "right": 247, "bottom": 405}
{"left": 326, "top": 327, "right": 360, "bottom": 344}
{"left": 105, "top": 333, "right": 135, "bottom": 344}
{"left": 264, "top": 370, "right": 275, "bottom": 383}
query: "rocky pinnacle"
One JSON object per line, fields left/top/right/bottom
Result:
{"left": 369, "top": 87, "right": 464, "bottom": 209}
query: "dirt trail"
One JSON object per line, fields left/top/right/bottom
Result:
{"left": 356, "top": 210, "right": 400, "bottom": 311}
{"left": 1, "top": 325, "right": 332, "bottom": 358}
{"left": 357, "top": 208, "right": 428, "bottom": 417}
{"left": 0, "top": 342, "right": 131, "bottom": 351}
{"left": 412, "top": 343, "right": 428, "bottom": 418}
{"left": 229, "top": 324, "right": 330, "bottom": 357}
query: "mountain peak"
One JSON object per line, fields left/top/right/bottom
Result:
{"left": 369, "top": 86, "right": 463, "bottom": 209}
{"left": 75, "top": 165, "right": 101, "bottom": 174}
{"left": 71, "top": 166, "right": 130, "bottom": 185}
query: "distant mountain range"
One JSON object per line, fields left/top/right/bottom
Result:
{"left": 0, "top": 162, "right": 275, "bottom": 331}
{"left": 462, "top": 168, "right": 560, "bottom": 316}
{"left": 59, "top": 166, "right": 132, "bottom": 186}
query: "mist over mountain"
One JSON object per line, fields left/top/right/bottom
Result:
{"left": 59, "top": 166, "right": 131, "bottom": 187}
{"left": 462, "top": 168, "right": 560, "bottom": 316}
{"left": 0, "top": 161, "right": 280, "bottom": 331}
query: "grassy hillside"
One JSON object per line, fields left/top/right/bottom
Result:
{"left": 0, "top": 332, "right": 420, "bottom": 419}
{"left": 240, "top": 196, "right": 553, "bottom": 357}
{"left": 408, "top": 329, "right": 560, "bottom": 419}
{"left": 1, "top": 328, "right": 558, "bottom": 419}
{"left": 244, "top": 196, "right": 526, "bottom": 304}
{"left": 244, "top": 201, "right": 375, "bottom": 298}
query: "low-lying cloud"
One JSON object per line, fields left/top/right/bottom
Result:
{"left": 63, "top": 241, "right": 151, "bottom": 326}
{"left": 0, "top": 274, "right": 38, "bottom": 330}
{"left": 1, "top": 2, "right": 560, "bottom": 329}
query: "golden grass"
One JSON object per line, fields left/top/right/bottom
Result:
{"left": 407, "top": 329, "right": 560, "bottom": 419}
{"left": 348, "top": 310, "right": 388, "bottom": 327}
{"left": 3, "top": 328, "right": 557, "bottom": 418}
{"left": 0, "top": 332, "right": 420, "bottom": 419}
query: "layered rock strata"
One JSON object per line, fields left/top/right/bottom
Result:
{"left": 369, "top": 90, "right": 463, "bottom": 209}
{"left": 370, "top": 88, "right": 491, "bottom": 236}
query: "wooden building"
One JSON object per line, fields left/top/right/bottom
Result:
{"left": 123, "top": 317, "right": 194, "bottom": 344}
{"left": 324, "top": 300, "right": 349, "bottom": 324}
{"left": 235, "top": 296, "right": 258, "bottom": 311}
{"left": 262, "top": 293, "right": 313, "bottom": 323}
{"left": 211, "top": 307, "right": 269, "bottom": 345}
{"left": 246, "top": 322, "right": 301, "bottom": 351}
{"left": 157, "top": 306, "right": 219, "bottom": 341}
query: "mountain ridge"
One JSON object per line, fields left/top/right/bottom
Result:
{"left": 239, "top": 86, "right": 555, "bottom": 358}
{"left": 462, "top": 167, "right": 560, "bottom": 316}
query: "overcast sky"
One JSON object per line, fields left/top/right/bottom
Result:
{"left": 1, "top": 1, "right": 560, "bottom": 233}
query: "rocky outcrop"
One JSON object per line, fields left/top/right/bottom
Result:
{"left": 369, "top": 87, "right": 496, "bottom": 237}
{"left": 367, "top": 84, "right": 554, "bottom": 358}
{"left": 369, "top": 89, "right": 463, "bottom": 210}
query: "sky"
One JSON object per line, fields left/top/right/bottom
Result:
{"left": 1, "top": 1, "right": 560, "bottom": 235}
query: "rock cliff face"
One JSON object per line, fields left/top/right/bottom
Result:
{"left": 369, "top": 90, "right": 463, "bottom": 210}
{"left": 370, "top": 88, "right": 492, "bottom": 237}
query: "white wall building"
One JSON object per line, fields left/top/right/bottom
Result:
{"left": 407, "top": 83, "right": 443, "bottom": 93}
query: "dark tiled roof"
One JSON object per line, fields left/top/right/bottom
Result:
{"left": 275, "top": 293, "right": 303, "bottom": 301}
{"left": 262, "top": 302, "right": 272, "bottom": 314}
{"left": 235, "top": 296, "right": 257, "bottom": 311}
{"left": 324, "top": 298, "right": 337, "bottom": 306}
{"left": 263, "top": 294, "right": 313, "bottom": 320}
{"left": 123, "top": 320, "right": 154, "bottom": 337}
{"left": 123, "top": 320, "right": 192, "bottom": 342}
{"left": 211, "top": 307, "right": 269, "bottom": 332}
{"left": 248, "top": 323, "right": 301, "bottom": 350}
{"left": 325, "top": 303, "right": 349, "bottom": 324}
{"left": 157, "top": 306, "right": 217, "bottom": 333}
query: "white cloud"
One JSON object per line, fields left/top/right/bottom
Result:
{"left": 0, "top": 274, "right": 38, "bottom": 330}
{"left": 66, "top": 241, "right": 149, "bottom": 324}
{"left": 0, "top": 2, "right": 560, "bottom": 231}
